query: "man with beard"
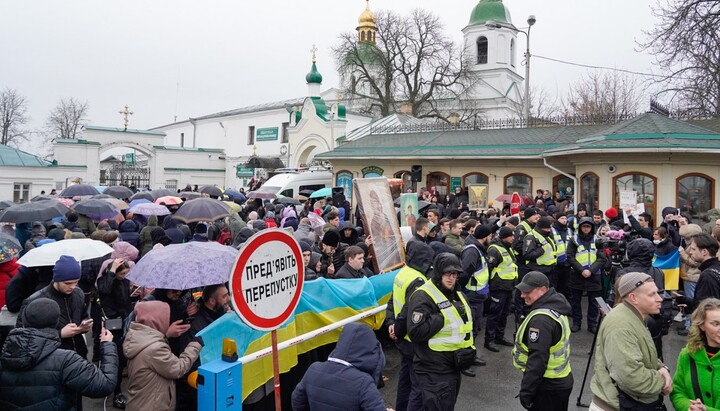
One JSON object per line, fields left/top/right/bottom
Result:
{"left": 566, "top": 217, "right": 607, "bottom": 334}
{"left": 176, "top": 284, "right": 230, "bottom": 411}
{"left": 313, "top": 230, "right": 340, "bottom": 278}
{"left": 407, "top": 253, "right": 476, "bottom": 411}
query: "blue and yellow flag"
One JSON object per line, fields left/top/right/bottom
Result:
{"left": 197, "top": 270, "right": 399, "bottom": 400}
{"left": 653, "top": 249, "right": 680, "bottom": 291}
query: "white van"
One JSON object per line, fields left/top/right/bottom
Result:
{"left": 257, "top": 169, "right": 333, "bottom": 198}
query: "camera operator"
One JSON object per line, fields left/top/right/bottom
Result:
{"left": 613, "top": 238, "right": 672, "bottom": 361}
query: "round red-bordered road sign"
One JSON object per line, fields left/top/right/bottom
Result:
{"left": 228, "top": 229, "right": 304, "bottom": 331}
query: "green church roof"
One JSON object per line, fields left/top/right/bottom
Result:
{"left": 469, "top": 0, "right": 512, "bottom": 26}
{"left": 0, "top": 144, "right": 51, "bottom": 167}
{"left": 305, "top": 62, "right": 323, "bottom": 84}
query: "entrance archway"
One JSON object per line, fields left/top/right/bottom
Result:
{"left": 98, "top": 142, "right": 155, "bottom": 190}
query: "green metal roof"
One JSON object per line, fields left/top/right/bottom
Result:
{"left": 305, "top": 62, "right": 323, "bottom": 84}
{"left": 469, "top": 0, "right": 512, "bottom": 26}
{"left": 0, "top": 144, "right": 52, "bottom": 167}
{"left": 319, "top": 113, "right": 720, "bottom": 159}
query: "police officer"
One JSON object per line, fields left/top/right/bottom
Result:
{"left": 513, "top": 271, "right": 573, "bottom": 411}
{"left": 459, "top": 224, "right": 493, "bottom": 372}
{"left": 513, "top": 208, "right": 540, "bottom": 320}
{"left": 551, "top": 212, "right": 573, "bottom": 299}
{"left": 386, "top": 241, "right": 434, "bottom": 411}
{"left": 484, "top": 226, "right": 518, "bottom": 352}
{"left": 407, "top": 253, "right": 476, "bottom": 411}
{"left": 522, "top": 216, "right": 557, "bottom": 287}
{"left": 566, "top": 217, "right": 607, "bottom": 333}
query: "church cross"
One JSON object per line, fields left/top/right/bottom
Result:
{"left": 119, "top": 105, "right": 134, "bottom": 130}
{"left": 311, "top": 44, "right": 318, "bottom": 63}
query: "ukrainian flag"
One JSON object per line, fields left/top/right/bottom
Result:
{"left": 652, "top": 249, "right": 680, "bottom": 291}
{"left": 197, "top": 270, "right": 399, "bottom": 400}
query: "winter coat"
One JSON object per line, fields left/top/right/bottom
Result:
{"left": 590, "top": 302, "right": 664, "bottom": 410}
{"left": 486, "top": 237, "right": 517, "bottom": 292}
{"left": 76, "top": 214, "right": 96, "bottom": 236}
{"left": 97, "top": 267, "right": 132, "bottom": 320}
{"left": 523, "top": 227, "right": 557, "bottom": 274}
{"left": 443, "top": 232, "right": 464, "bottom": 256}
{"left": 17, "top": 284, "right": 90, "bottom": 358}
{"left": 0, "top": 327, "right": 117, "bottom": 410}
{"left": 4, "top": 265, "right": 53, "bottom": 312}
{"left": 517, "top": 289, "right": 574, "bottom": 408}
{"left": 689, "top": 257, "right": 720, "bottom": 312}
{"left": 123, "top": 322, "right": 201, "bottom": 411}
{"left": 460, "top": 234, "right": 489, "bottom": 294}
{"left": 567, "top": 232, "right": 607, "bottom": 292}
{"left": 228, "top": 213, "right": 246, "bottom": 240}
{"left": 386, "top": 241, "right": 433, "bottom": 334}
{"left": 118, "top": 219, "right": 142, "bottom": 250}
{"left": 338, "top": 221, "right": 359, "bottom": 245}
{"left": 654, "top": 238, "right": 677, "bottom": 257}
{"left": 0, "top": 258, "right": 20, "bottom": 308}
{"left": 670, "top": 346, "right": 720, "bottom": 411}
{"left": 162, "top": 217, "right": 186, "bottom": 244}
{"left": 291, "top": 323, "right": 386, "bottom": 411}
{"left": 232, "top": 227, "right": 256, "bottom": 248}
{"left": 294, "top": 223, "right": 316, "bottom": 246}
{"left": 334, "top": 263, "right": 373, "bottom": 279}
{"left": 139, "top": 214, "right": 159, "bottom": 256}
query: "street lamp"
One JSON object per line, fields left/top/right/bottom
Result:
{"left": 486, "top": 15, "right": 536, "bottom": 126}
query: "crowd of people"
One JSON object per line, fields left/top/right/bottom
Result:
{"left": 0, "top": 183, "right": 719, "bottom": 411}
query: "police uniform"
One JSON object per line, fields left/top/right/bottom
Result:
{"left": 484, "top": 230, "right": 518, "bottom": 350}
{"left": 513, "top": 272, "right": 574, "bottom": 411}
{"left": 566, "top": 217, "right": 607, "bottom": 333}
{"left": 386, "top": 241, "right": 433, "bottom": 411}
{"left": 407, "top": 253, "right": 475, "bottom": 411}
{"left": 551, "top": 222, "right": 573, "bottom": 298}
{"left": 512, "top": 208, "right": 538, "bottom": 319}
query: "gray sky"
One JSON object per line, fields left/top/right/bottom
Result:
{"left": 1, "top": 0, "right": 658, "bottom": 151}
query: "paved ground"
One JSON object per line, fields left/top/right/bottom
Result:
{"left": 85, "top": 311, "right": 687, "bottom": 411}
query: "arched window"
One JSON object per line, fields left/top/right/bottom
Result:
{"left": 510, "top": 39, "right": 516, "bottom": 67}
{"left": 614, "top": 172, "right": 657, "bottom": 224}
{"left": 463, "top": 172, "right": 488, "bottom": 187}
{"left": 427, "top": 172, "right": 450, "bottom": 197}
{"left": 477, "top": 36, "right": 488, "bottom": 64}
{"left": 372, "top": 32, "right": 376, "bottom": 42}
{"left": 677, "top": 173, "right": 715, "bottom": 223}
{"left": 361, "top": 31, "right": 366, "bottom": 42}
{"left": 580, "top": 172, "right": 599, "bottom": 213}
{"left": 504, "top": 173, "right": 532, "bottom": 196}
{"left": 394, "top": 170, "right": 413, "bottom": 192}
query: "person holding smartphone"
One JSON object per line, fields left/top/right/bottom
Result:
{"left": 98, "top": 257, "right": 136, "bottom": 408}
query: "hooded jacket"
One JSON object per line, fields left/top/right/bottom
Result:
{"left": 0, "top": 258, "right": 20, "bottom": 308}
{"left": 294, "top": 222, "right": 316, "bottom": 246}
{"left": 460, "top": 234, "right": 489, "bottom": 293}
{"left": 517, "top": 289, "right": 574, "bottom": 407}
{"left": 338, "top": 221, "right": 359, "bottom": 245}
{"left": 0, "top": 327, "right": 117, "bottom": 410}
{"left": 291, "top": 323, "right": 386, "bottom": 411}
{"left": 567, "top": 225, "right": 607, "bottom": 292}
{"left": 387, "top": 241, "right": 433, "bottom": 338}
{"left": 123, "top": 301, "right": 201, "bottom": 411}
{"left": 118, "top": 219, "right": 142, "bottom": 250}
{"left": 139, "top": 215, "right": 158, "bottom": 256}
{"left": 162, "top": 217, "right": 186, "bottom": 244}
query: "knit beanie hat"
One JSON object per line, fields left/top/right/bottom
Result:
{"left": 605, "top": 207, "right": 619, "bottom": 220}
{"left": 524, "top": 207, "right": 538, "bottom": 220}
{"left": 321, "top": 230, "right": 340, "bottom": 248}
{"left": 536, "top": 216, "right": 553, "bottom": 230}
{"left": 134, "top": 300, "right": 170, "bottom": 335}
{"left": 22, "top": 298, "right": 61, "bottom": 329}
{"left": 473, "top": 224, "right": 493, "bottom": 240}
{"left": 618, "top": 272, "right": 652, "bottom": 298}
{"left": 506, "top": 216, "right": 520, "bottom": 226}
{"left": 498, "top": 226, "right": 514, "bottom": 239}
{"left": 52, "top": 255, "right": 81, "bottom": 282}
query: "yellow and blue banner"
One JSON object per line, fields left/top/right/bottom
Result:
{"left": 197, "top": 270, "right": 398, "bottom": 400}
{"left": 653, "top": 249, "right": 680, "bottom": 290}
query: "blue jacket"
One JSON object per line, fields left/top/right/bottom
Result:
{"left": 291, "top": 323, "right": 386, "bottom": 411}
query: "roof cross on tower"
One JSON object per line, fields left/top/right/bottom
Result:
{"left": 311, "top": 44, "right": 318, "bottom": 63}
{"left": 119, "top": 105, "right": 134, "bottom": 131}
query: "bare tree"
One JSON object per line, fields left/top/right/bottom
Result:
{"left": 333, "top": 9, "right": 475, "bottom": 120}
{"left": 639, "top": 1, "right": 720, "bottom": 118}
{"left": 562, "top": 71, "right": 643, "bottom": 121}
{"left": 46, "top": 97, "right": 89, "bottom": 139}
{"left": 0, "top": 88, "right": 29, "bottom": 147}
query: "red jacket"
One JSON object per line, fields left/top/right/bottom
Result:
{"left": 0, "top": 258, "right": 20, "bottom": 308}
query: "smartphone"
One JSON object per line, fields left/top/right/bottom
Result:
{"left": 182, "top": 317, "right": 195, "bottom": 325}
{"left": 104, "top": 318, "right": 123, "bottom": 331}
{"left": 80, "top": 319, "right": 93, "bottom": 327}
{"left": 595, "top": 297, "right": 612, "bottom": 316}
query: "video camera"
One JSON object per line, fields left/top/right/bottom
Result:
{"left": 597, "top": 229, "right": 629, "bottom": 266}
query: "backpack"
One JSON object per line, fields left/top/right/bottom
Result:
{"left": 217, "top": 225, "right": 233, "bottom": 245}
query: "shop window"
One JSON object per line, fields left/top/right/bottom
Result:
{"left": 427, "top": 172, "right": 450, "bottom": 196}
{"left": 463, "top": 172, "right": 488, "bottom": 187}
{"left": 504, "top": 173, "right": 532, "bottom": 196}
{"left": 677, "top": 173, "right": 714, "bottom": 223}
{"left": 580, "top": 172, "right": 599, "bottom": 212}
{"left": 614, "top": 172, "right": 656, "bottom": 224}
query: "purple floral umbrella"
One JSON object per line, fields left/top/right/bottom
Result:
{"left": 128, "top": 202, "right": 171, "bottom": 216}
{"left": 126, "top": 241, "right": 238, "bottom": 289}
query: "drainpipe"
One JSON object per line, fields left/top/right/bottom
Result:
{"left": 189, "top": 118, "right": 197, "bottom": 148}
{"left": 543, "top": 157, "right": 577, "bottom": 213}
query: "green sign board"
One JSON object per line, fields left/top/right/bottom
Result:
{"left": 256, "top": 127, "right": 279, "bottom": 141}
{"left": 450, "top": 177, "right": 462, "bottom": 192}
{"left": 123, "top": 153, "right": 135, "bottom": 165}
{"left": 236, "top": 166, "right": 254, "bottom": 177}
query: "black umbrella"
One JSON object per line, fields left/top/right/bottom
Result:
{"left": 151, "top": 188, "right": 176, "bottom": 199}
{"left": 247, "top": 191, "right": 277, "bottom": 200}
{"left": 103, "top": 185, "right": 134, "bottom": 199}
{"left": 178, "top": 191, "right": 202, "bottom": 200}
{"left": 276, "top": 196, "right": 300, "bottom": 205}
{"left": 0, "top": 200, "right": 17, "bottom": 210}
{"left": 130, "top": 192, "right": 154, "bottom": 202}
{"left": 173, "top": 198, "right": 232, "bottom": 224}
{"left": 59, "top": 184, "right": 100, "bottom": 197}
{"left": 31, "top": 195, "right": 55, "bottom": 202}
{"left": 299, "top": 189, "right": 315, "bottom": 197}
{"left": 72, "top": 199, "right": 120, "bottom": 220}
{"left": 91, "top": 194, "right": 114, "bottom": 199}
{"left": 0, "top": 200, "right": 70, "bottom": 223}
{"left": 199, "top": 185, "right": 223, "bottom": 198}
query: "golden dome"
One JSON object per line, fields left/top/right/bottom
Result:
{"left": 358, "top": 1, "right": 376, "bottom": 25}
